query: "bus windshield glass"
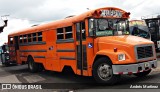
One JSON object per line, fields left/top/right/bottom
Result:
{"left": 89, "top": 19, "right": 129, "bottom": 37}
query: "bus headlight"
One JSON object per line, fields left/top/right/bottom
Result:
{"left": 118, "top": 54, "right": 125, "bottom": 61}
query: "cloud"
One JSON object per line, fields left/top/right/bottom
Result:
{"left": 1, "top": 0, "right": 160, "bottom": 22}
{"left": 0, "top": 0, "right": 160, "bottom": 45}
{"left": 0, "top": 19, "right": 30, "bottom": 45}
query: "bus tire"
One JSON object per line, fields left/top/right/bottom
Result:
{"left": 92, "top": 57, "right": 120, "bottom": 84}
{"left": 38, "top": 63, "right": 44, "bottom": 72}
{"left": 28, "top": 57, "right": 38, "bottom": 73}
{"left": 134, "top": 69, "right": 151, "bottom": 77}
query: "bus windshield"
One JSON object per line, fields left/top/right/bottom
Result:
{"left": 89, "top": 19, "right": 129, "bottom": 37}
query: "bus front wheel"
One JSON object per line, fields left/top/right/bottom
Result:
{"left": 92, "top": 57, "right": 120, "bottom": 84}
{"left": 28, "top": 57, "right": 39, "bottom": 73}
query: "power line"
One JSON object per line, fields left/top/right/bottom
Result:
{"left": 1, "top": 15, "right": 47, "bottom": 23}
{"left": 9, "top": 16, "right": 43, "bottom": 23}
{"left": 130, "top": 0, "right": 146, "bottom": 11}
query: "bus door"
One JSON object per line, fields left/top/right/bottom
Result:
{"left": 76, "top": 22, "right": 88, "bottom": 75}
{"left": 14, "top": 36, "right": 20, "bottom": 64}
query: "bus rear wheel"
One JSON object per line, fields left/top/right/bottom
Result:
{"left": 28, "top": 57, "right": 39, "bottom": 73}
{"left": 92, "top": 57, "right": 120, "bottom": 84}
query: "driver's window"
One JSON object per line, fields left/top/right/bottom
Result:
{"left": 89, "top": 19, "right": 94, "bottom": 36}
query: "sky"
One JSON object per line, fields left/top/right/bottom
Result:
{"left": 0, "top": 0, "right": 160, "bottom": 45}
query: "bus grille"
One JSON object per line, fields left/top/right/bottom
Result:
{"left": 137, "top": 46, "right": 153, "bottom": 59}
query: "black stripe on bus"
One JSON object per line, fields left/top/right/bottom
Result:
{"left": 57, "top": 49, "right": 75, "bottom": 52}
{"left": 19, "top": 41, "right": 46, "bottom": 46}
{"left": 34, "top": 56, "right": 45, "bottom": 58}
{"left": 20, "top": 50, "right": 47, "bottom": 52}
{"left": 56, "top": 39, "right": 74, "bottom": 44}
{"left": 60, "top": 56, "right": 76, "bottom": 60}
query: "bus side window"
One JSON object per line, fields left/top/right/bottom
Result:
{"left": 65, "top": 26, "right": 72, "bottom": 39}
{"left": 19, "top": 35, "right": 23, "bottom": 43}
{"left": 23, "top": 35, "right": 27, "bottom": 43}
{"left": 10, "top": 37, "right": 13, "bottom": 44}
{"left": 57, "top": 28, "right": 64, "bottom": 39}
{"left": 38, "top": 32, "right": 42, "bottom": 41}
{"left": 32, "top": 33, "right": 37, "bottom": 42}
{"left": 28, "top": 34, "right": 31, "bottom": 42}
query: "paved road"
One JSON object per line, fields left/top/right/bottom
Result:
{"left": 0, "top": 60, "right": 160, "bottom": 92}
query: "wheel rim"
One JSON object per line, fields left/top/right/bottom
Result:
{"left": 97, "top": 63, "right": 112, "bottom": 81}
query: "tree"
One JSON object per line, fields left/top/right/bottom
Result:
{"left": 0, "top": 19, "right": 8, "bottom": 33}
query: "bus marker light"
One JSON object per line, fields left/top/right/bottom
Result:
{"left": 114, "top": 48, "right": 117, "bottom": 52}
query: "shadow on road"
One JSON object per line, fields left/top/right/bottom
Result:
{"left": 0, "top": 64, "right": 160, "bottom": 89}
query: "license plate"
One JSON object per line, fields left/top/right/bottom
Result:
{"left": 144, "top": 62, "right": 150, "bottom": 67}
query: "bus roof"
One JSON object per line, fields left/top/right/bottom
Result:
{"left": 9, "top": 7, "right": 129, "bottom": 37}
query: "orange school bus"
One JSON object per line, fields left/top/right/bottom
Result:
{"left": 8, "top": 7, "right": 157, "bottom": 84}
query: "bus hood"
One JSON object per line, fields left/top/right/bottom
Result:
{"left": 97, "top": 35, "right": 153, "bottom": 46}
{"left": 96, "top": 35, "right": 155, "bottom": 64}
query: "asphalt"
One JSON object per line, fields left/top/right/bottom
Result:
{"left": 0, "top": 59, "right": 159, "bottom": 92}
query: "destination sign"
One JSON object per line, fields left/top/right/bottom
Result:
{"left": 100, "top": 10, "right": 122, "bottom": 18}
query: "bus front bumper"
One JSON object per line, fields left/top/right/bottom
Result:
{"left": 112, "top": 60, "right": 157, "bottom": 75}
